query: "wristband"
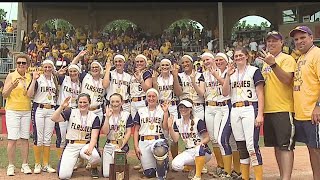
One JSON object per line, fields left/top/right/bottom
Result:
{"left": 316, "top": 102, "right": 320, "bottom": 107}
{"left": 270, "top": 63, "right": 277, "bottom": 69}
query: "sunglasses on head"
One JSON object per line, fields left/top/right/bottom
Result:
{"left": 267, "top": 31, "right": 280, "bottom": 36}
{"left": 17, "top": 61, "right": 27, "bottom": 65}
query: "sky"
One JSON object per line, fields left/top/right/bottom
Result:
{"left": 0, "top": 2, "right": 271, "bottom": 27}
{"left": 0, "top": 2, "right": 18, "bottom": 22}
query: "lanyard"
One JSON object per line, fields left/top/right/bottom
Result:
{"left": 148, "top": 106, "right": 157, "bottom": 124}
{"left": 112, "top": 113, "right": 121, "bottom": 132}
{"left": 44, "top": 76, "right": 53, "bottom": 95}
{"left": 115, "top": 71, "right": 123, "bottom": 88}
{"left": 237, "top": 66, "right": 247, "bottom": 87}
{"left": 80, "top": 114, "right": 88, "bottom": 127}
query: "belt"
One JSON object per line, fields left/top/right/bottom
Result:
{"left": 206, "top": 100, "right": 229, "bottom": 107}
{"left": 64, "top": 106, "right": 76, "bottom": 110}
{"left": 140, "top": 134, "right": 165, "bottom": 141}
{"left": 160, "top": 100, "right": 179, "bottom": 106}
{"left": 193, "top": 103, "right": 204, "bottom": 106}
{"left": 107, "top": 139, "right": 120, "bottom": 144}
{"left": 69, "top": 140, "right": 87, "bottom": 144}
{"left": 39, "top": 103, "right": 55, "bottom": 109}
{"left": 89, "top": 104, "right": 103, "bottom": 111}
{"left": 131, "top": 96, "right": 146, "bottom": 102}
{"left": 232, "top": 101, "right": 253, "bottom": 108}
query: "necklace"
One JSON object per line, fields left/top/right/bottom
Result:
{"left": 148, "top": 106, "right": 157, "bottom": 130}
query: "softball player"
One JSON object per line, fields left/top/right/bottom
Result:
{"left": 51, "top": 93, "right": 101, "bottom": 179}
{"left": 152, "top": 58, "right": 179, "bottom": 159}
{"left": 202, "top": 52, "right": 240, "bottom": 178}
{"left": 101, "top": 93, "right": 134, "bottom": 177}
{"left": 27, "top": 59, "right": 58, "bottom": 174}
{"left": 222, "top": 47, "right": 265, "bottom": 180}
{"left": 169, "top": 99, "right": 211, "bottom": 180}
{"left": 130, "top": 54, "right": 153, "bottom": 118}
{"left": 55, "top": 64, "right": 82, "bottom": 159}
{"left": 172, "top": 55, "right": 205, "bottom": 120}
{"left": 71, "top": 50, "right": 107, "bottom": 122}
{"left": 133, "top": 88, "right": 170, "bottom": 180}
{"left": 103, "top": 54, "right": 132, "bottom": 113}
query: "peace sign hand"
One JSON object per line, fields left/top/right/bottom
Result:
{"left": 62, "top": 96, "right": 71, "bottom": 109}
{"left": 161, "top": 100, "right": 170, "bottom": 112}
{"left": 259, "top": 49, "right": 276, "bottom": 66}
{"left": 105, "top": 105, "right": 113, "bottom": 118}
{"left": 227, "top": 64, "right": 235, "bottom": 76}
{"left": 167, "top": 114, "right": 174, "bottom": 129}
{"left": 172, "top": 64, "right": 180, "bottom": 76}
{"left": 78, "top": 50, "right": 87, "bottom": 57}
{"left": 210, "top": 66, "right": 219, "bottom": 77}
{"left": 57, "top": 66, "right": 67, "bottom": 75}
{"left": 190, "top": 70, "right": 196, "bottom": 83}
{"left": 32, "top": 71, "right": 40, "bottom": 80}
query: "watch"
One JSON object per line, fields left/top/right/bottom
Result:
{"left": 316, "top": 102, "right": 320, "bottom": 107}
{"left": 270, "top": 63, "right": 277, "bottom": 69}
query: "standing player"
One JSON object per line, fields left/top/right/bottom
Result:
{"left": 202, "top": 52, "right": 241, "bottom": 178}
{"left": 130, "top": 54, "right": 153, "bottom": 171}
{"left": 51, "top": 93, "right": 101, "bottom": 179}
{"left": 101, "top": 93, "right": 134, "bottom": 177}
{"left": 3, "top": 54, "right": 32, "bottom": 176}
{"left": 260, "top": 31, "right": 296, "bottom": 180}
{"left": 27, "top": 59, "right": 58, "bottom": 174}
{"left": 133, "top": 88, "right": 169, "bottom": 180}
{"left": 152, "top": 58, "right": 179, "bottom": 159}
{"left": 169, "top": 98, "right": 212, "bottom": 180}
{"left": 103, "top": 54, "right": 132, "bottom": 113}
{"left": 71, "top": 50, "right": 107, "bottom": 122}
{"left": 290, "top": 25, "right": 320, "bottom": 179}
{"left": 222, "top": 47, "right": 265, "bottom": 180}
{"left": 55, "top": 64, "right": 82, "bottom": 159}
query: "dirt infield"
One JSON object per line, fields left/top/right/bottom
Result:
{"left": 0, "top": 145, "right": 312, "bottom": 180}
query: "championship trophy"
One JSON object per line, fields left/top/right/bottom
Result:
{"left": 109, "top": 150, "right": 129, "bottom": 180}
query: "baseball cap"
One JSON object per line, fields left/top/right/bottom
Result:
{"left": 266, "top": 31, "right": 283, "bottom": 40}
{"left": 178, "top": 99, "right": 193, "bottom": 108}
{"left": 289, "top": 26, "right": 312, "bottom": 37}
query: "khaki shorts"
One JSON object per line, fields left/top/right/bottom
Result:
{"left": 6, "top": 110, "right": 31, "bottom": 140}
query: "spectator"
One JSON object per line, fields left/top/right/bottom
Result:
{"left": 1, "top": 19, "right": 7, "bottom": 32}
{"left": 249, "top": 37, "right": 258, "bottom": 52}
{"left": 0, "top": 45, "right": 10, "bottom": 58}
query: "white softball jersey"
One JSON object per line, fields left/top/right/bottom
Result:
{"left": 33, "top": 74, "right": 57, "bottom": 105}
{"left": 80, "top": 72, "right": 105, "bottom": 108}
{"left": 106, "top": 111, "right": 134, "bottom": 141}
{"left": 106, "top": 70, "right": 132, "bottom": 101}
{"left": 57, "top": 75, "right": 81, "bottom": 107}
{"left": 178, "top": 72, "right": 205, "bottom": 103}
{"left": 61, "top": 109, "right": 100, "bottom": 141}
{"left": 173, "top": 117, "right": 207, "bottom": 149}
{"left": 130, "top": 70, "right": 152, "bottom": 98}
{"left": 133, "top": 105, "right": 165, "bottom": 136}
{"left": 203, "top": 69, "right": 230, "bottom": 102}
{"left": 229, "top": 65, "right": 265, "bottom": 104}
{"left": 157, "top": 74, "right": 178, "bottom": 101}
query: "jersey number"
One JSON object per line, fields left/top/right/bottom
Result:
{"left": 156, "top": 125, "right": 162, "bottom": 133}
{"left": 138, "top": 85, "right": 142, "bottom": 91}
{"left": 97, "top": 95, "right": 103, "bottom": 102}
{"left": 247, "top": 90, "right": 252, "bottom": 98}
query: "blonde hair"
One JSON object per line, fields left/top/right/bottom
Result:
{"left": 15, "top": 53, "right": 31, "bottom": 66}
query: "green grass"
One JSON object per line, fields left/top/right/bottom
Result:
{"left": 0, "top": 136, "right": 305, "bottom": 169}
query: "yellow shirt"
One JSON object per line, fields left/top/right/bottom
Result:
{"left": 293, "top": 46, "right": 320, "bottom": 120}
{"left": 97, "top": 42, "right": 104, "bottom": 51}
{"left": 262, "top": 53, "right": 296, "bottom": 113}
{"left": 5, "top": 70, "right": 32, "bottom": 111}
{"left": 86, "top": 43, "right": 94, "bottom": 54}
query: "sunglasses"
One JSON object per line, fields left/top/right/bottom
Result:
{"left": 267, "top": 31, "right": 280, "bottom": 36}
{"left": 17, "top": 61, "right": 27, "bottom": 65}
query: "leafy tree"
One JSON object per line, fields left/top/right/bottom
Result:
{"left": 167, "top": 19, "right": 203, "bottom": 33}
{"left": 0, "top": 8, "right": 7, "bottom": 22}
{"left": 104, "top": 19, "right": 137, "bottom": 33}
{"left": 42, "top": 19, "right": 74, "bottom": 32}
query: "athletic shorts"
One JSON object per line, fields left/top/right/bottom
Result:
{"left": 294, "top": 119, "right": 320, "bottom": 148}
{"left": 6, "top": 110, "right": 31, "bottom": 140}
{"left": 264, "top": 112, "right": 295, "bottom": 150}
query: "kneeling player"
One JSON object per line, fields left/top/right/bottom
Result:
{"left": 169, "top": 99, "right": 212, "bottom": 180}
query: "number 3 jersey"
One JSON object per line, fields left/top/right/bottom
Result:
{"left": 133, "top": 105, "right": 165, "bottom": 136}
{"left": 61, "top": 109, "right": 100, "bottom": 141}
{"left": 229, "top": 65, "right": 264, "bottom": 104}
{"left": 107, "top": 111, "right": 134, "bottom": 141}
{"left": 173, "top": 117, "right": 207, "bottom": 149}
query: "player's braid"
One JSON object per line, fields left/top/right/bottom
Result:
{"left": 53, "top": 74, "right": 59, "bottom": 99}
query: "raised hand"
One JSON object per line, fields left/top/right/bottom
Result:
{"left": 11, "top": 78, "right": 19, "bottom": 89}
{"left": 167, "top": 114, "right": 174, "bottom": 129}
{"left": 32, "top": 71, "right": 40, "bottom": 80}
{"left": 77, "top": 50, "right": 87, "bottom": 57}
{"left": 57, "top": 66, "right": 67, "bottom": 75}
{"left": 134, "top": 69, "right": 142, "bottom": 82}
{"left": 105, "top": 105, "right": 113, "bottom": 118}
{"left": 172, "top": 64, "right": 179, "bottom": 76}
{"left": 105, "top": 58, "right": 112, "bottom": 71}
{"left": 227, "top": 64, "right": 235, "bottom": 76}
{"left": 62, "top": 96, "right": 71, "bottom": 109}
{"left": 190, "top": 69, "right": 196, "bottom": 83}
{"left": 161, "top": 100, "right": 169, "bottom": 112}
{"left": 259, "top": 49, "right": 276, "bottom": 66}
{"left": 210, "top": 66, "right": 219, "bottom": 77}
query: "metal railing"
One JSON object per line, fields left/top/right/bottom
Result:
{"left": 0, "top": 58, "right": 14, "bottom": 75}
{"left": 172, "top": 45, "right": 202, "bottom": 52}
{"left": 0, "top": 31, "right": 17, "bottom": 51}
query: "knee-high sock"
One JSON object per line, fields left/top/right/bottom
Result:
{"left": 232, "top": 151, "right": 241, "bottom": 174}
{"left": 170, "top": 142, "right": 179, "bottom": 159}
{"left": 254, "top": 165, "right": 263, "bottom": 180}
{"left": 33, "top": 145, "right": 42, "bottom": 164}
{"left": 195, "top": 156, "right": 205, "bottom": 177}
{"left": 222, "top": 155, "right": 232, "bottom": 175}
{"left": 240, "top": 164, "right": 250, "bottom": 180}
{"left": 43, "top": 146, "right": 51, "bottom": 166}
{"left": 56, "top": 148, "right": 63, "bottom": 159}
{"left": 213, "top": 147, "right": 224, "bottom": 168}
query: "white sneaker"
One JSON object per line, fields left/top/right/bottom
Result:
{"left": 34, "top": 163, "right": 41, "bottom": 174}
{"left": 191, "top": 176, "right": 201, "bottom": 180}
{"left": 201, "top": 165, "right": 208, "bottom": 174}
{"left": 188, "top": 169, "right": 195, "bottom": 179}
{"left": 7, "top": 164, "right": 15, "bottom": 176}
{"left": 42, "top": 165, "right": 56, "bottom": 173}
{"left": 21, "top": 163, "right": 32, "bottom": 174}
{"left": 133, "top": 163, "right": 141, "bottom": 170}
{"left": 85, "top": 162, "right": 91, "bottom": 170}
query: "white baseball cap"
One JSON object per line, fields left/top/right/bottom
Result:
{"left": 178, "top": 100, "right": 193, "bottom": 108}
